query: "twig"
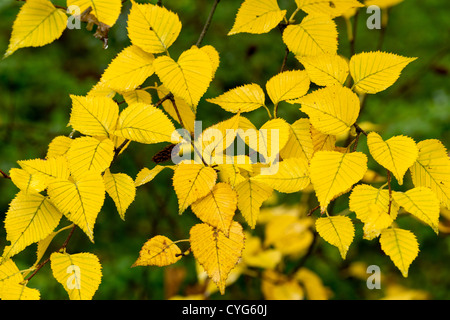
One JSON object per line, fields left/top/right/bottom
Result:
{"left": 24, "top": 225, "right": 76, "bottom": 282}
{"left": 0, "top": 169, "right": 11, "bottom": 179}
{"left": 354, "top": 123, "right": 368, "bottom": 136}
{"left": 307, "top": 205, "right": 320, "bottom": 217}
{"left": 387, "top": 170, "right": 393, "bottom": 216}
{"left": 196, "top": 0, "right": 221, "bottom": 47}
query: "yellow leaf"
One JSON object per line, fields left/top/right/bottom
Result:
{"left": 1, "top": 192, "right": 62, "bottom": 263}
{"left": 207, "top": 84, "right": 265, "bottom": 113}
{"left": 310, "top": 151, "right": 367, "bottom": 211}
{"left": 121, "top": 90, "right": 152, "bottom": 105}
{"left": 283, "top": 15, "right": 338, "bottom": 57}
{"left": 251, "top": 158, "right": 310, "bottom": 193}
{"left": 361, "top": 204, "right": 394, "bottom": 240}
{"left": 350, "top": 51, "right": 417, "bottom": 94}
{"left": 266, "top": 70, "right": 310, "bottom": 105}
{"left": 393, "top": 187, "right": 440, "bottom": 234}
{"left": 172, "top": 164, "right": 217, "bottom": 214}
{"left": 295, "top": 268, "right": 331, "bottom": 300}
{"left": 154, "top": 46, "right": 212, "bottom": 109}
{"left": 198, "top": 114, "right": 241, "bottom": 165}
{"left": 200, "top": 45, "right": 220, "bottom": 78}
{"left": 135, "top": 165, "right": 166, "bottom": 187}
{"left": 191, "top": 183, "right": 237, "bottom": 235}
{"left": 296, "top": 84, "right": 360, "bottom": 136}
{"left": 228, "top": 0, "right": 287, "bottom": 35}
{"left": 67, "top": 0, "right": 122, "bottom": 26}
{"left": 46, "top": 136, "right": 73, "bottom": 159}
{"left": 235, "top": 179, "right": 273, "bottom": 228}
{"left": 367, "top": 132, "right": 418, "bottom": 185}
{"left": 5, "top": 0, "right": 67, "bottom": 58}
{"left": 365, "top": 0, "right": 404, "bottom": 9}
{"left": 127, "top": 1, "right": 181, "bottom": 54}
{"left": 157, "top": 85, "right": 196, "bottom": 134}
{"left": 264, "top": 214, "right": 314, "bottom": 255}
{"left": 99, "top": 45, "right": 155, "bottom": 92}
{"left": 379, "top": 228, "right": 419, "bottom": 277}
{"left": 190, "top": 221, "right": 245, "bottom": 294}
{"left": 50, "top": 252, "right": 102, "bottom": 300}
{"left": 114, "top": 102, "right": 176, "bottom": 144}
{"left": 132, "top": 235, "right": 182, "bottom": 267}
{"left": 66, "top": 136, "right": 114, "bottom": 179}
{"left": 69, "top": 95, "right": 119, "bottom": 137}
{"left": 295, "top": 0, "right": 364, "bottom": 18}
{"left": 262, "top": 270, "right": 304, "bottom": 300}
{"left": 18, "top": 156, "right": 70, "bottom": 181}
{"left": 103, "top": 169, "right": 136, "bottom": 220}
{"left": 87, "top": 80, "right": 116, "bottom": 99}
{"left": 0, "top": 259, "right": 40, "bottom": 300}
{"left": 349, "top": 184, "right": 398, "bottom": 231}
{"left": 410, "top": 140, "right": 450, "bottom": 209}
{"left": 310, "top": 126, "right": 336, "bottom": 153}
{"left": 9, "top": 168, "right": 49, "bottom": 194}
{"left": 280, "top": 119, "right": 314, "bottom": 162}
{"left": 316, "top": 215, "right": 355, "bottom": 259}
{"left": 298, "top": 54, "right": 349, "bottom": 87}
{"left": 258, "top": 118, "right": 291, "bottom": 163}
{"left": 47, "top": 172, "right": 105, "bottom": 242}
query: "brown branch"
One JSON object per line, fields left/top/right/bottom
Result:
{"left": 24, "top": 225, "right": 76, "bottom": 283}
{"left": 196, "top": 0, "right": 221, "bottom": 47}
{"left": 354, "top": 123, "right": 368, "bottom": 136}
{"left": 0, "top": 169, "right": 11, "bottom": 179}
{"left": 387, "top": 170, "right": 393, "bottom": 216}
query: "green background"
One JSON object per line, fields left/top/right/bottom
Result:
{"left": 0, "top": 0, "right": 449, "bottom": 299}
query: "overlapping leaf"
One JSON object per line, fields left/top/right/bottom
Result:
{"left": 349, "top": 51, "right": 417, "bottom": 94}
{"left": 283, "top": 15, "right": 338, "bottom": 57}
{"left": 296, "top": 84, "right": 360, "bottom": 136}
{"left": 379, "top": 228, "right": 419, "bottom": 277}
{"left": 310, "top": 151, "right": 367, "bottom": 211}
{"left": 191, "top": 183, "right": 238, "bottom": 235}
{"left": 392, "top": 187, "right": 440, "bottom": 233}
{"left": 154, "top": 46, "right": 212, "bottom": 109}
{"left": 46, "top": 136, "right": 73, "bottom": 159}
{"left": 228, "top": 0, "right": 287, "bottom": 35}
{"left": 0, "top": 259, "right": 40, "bottom": 300}
{"left": 18, "top": 156, "right": 70, "bottom": 181}
{"left": 299, "top": 54, "right": 349, "bottom": 87}
{"left": 251, "top": 158, "right": 310, "bottom": 193}
{"left": 132, "top": 235, "right": 182, "bottom": 267}
{"left": 103, "top": 169, "right": 136, "bottom": 220}
{"left": 266, "top": 70, "right": 310, "bottom": 105}
{"left": 190, "top": 222, "right": 245, "bottom": 294}
{"left": 5, "top": 0, "right": 68, "bottom": 58}
{"left": 207, "top": 84, "right": 265, "bottom": 113}
{"left": 50, "top": 252, "right": 102, "bottom": 300}
{"left": 295, "top": 0, "right": 364, "bottom": 18}
{"left": 47, "top": 172, "right": 105, "bottom": 242}
{"left": 2, "top": 192, "right": 62, "bottom": 262}
{"left": 114, "top": 102, "right": 176, "bottom": 144}
{"left": 235, "top": 179, "right": 273, "bottom": 228}
{"left": 127, "top": 1, "right": 181, "bottom": 54}
{"left": 99, "top": 45, "right": 155, "bottom": 92}
{"left": 409, "top": 139, "right": 450, "bottom": 209}
{"left": 9, "top": 168, "right": 48, "bottom": 194}
{"left": 280, "top": 119, "right": 314, "bottom": 161}
{"left": 69, "top": 95, "right": 119, "bottom": 137}
{"left": 315, "top": 215, "right": 355, "bottom": 259}
{"left": 172, "top": 164, "right": 217, "bottom": 214}
{"left": 66, "top": 137, "right": 114, "bottom": 179}
{"left": 368, "top": 132, "right": 418, "bottom": 185}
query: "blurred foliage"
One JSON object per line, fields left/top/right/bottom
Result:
{"left": 0, "top": 0, "right": 449, "bottom": 299}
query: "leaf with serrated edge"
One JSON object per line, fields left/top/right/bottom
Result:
{"left": 235, "top": 179, "right": 273, "bottom": 228}
{"left": 228, "top": 0, "right": 286, "bottom": 35}
{"left": 380, "top": 228, "right": 419, "bottom": 277}
{"left": 67, "top": 0, "right": 122, "bottom": 27}
{"left": 207, "top": 84, "right": 265, "bottom": 113}
{"left": 50, "top": 252, "right": 102, "bottom": 300}
{"left": 298, "top": 54, "right": 349, "bottom": 87}
{"left": 367, "top": 132, "right": 418, "bottom": 185}
{"left": 316, "top": 216, "right": 355, "bottom": 259}
{"left": 266, "top": 70, "right": 310, "bottom": 105}
{"left": 132, "top": 235, "right": 182, "bottom": 267}
{"left": 103, "top": 169, "right": 136, "bottom": 220}
{"left": 190, "top": 222, "right": 245, "bottom": 294}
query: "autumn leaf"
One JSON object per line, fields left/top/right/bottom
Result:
{"left": 132, "top": 235, "right": 182, "bottom": 267}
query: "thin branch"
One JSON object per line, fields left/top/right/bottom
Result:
{"left": 24, "top": 225, "right": 77, "bottom": 283}
{"left": 196, "top": 0, "right": 221, "bottom": 47}
{"left": 280, "top": 46, "right": 290, "bottom": 73}
{"left": 169, "top": 96, "right": 186, "bottom": 129}
{"left": 354, "top": 123, "right": 368, "bottom": 136}
{"left": 0, "top": 169, "right": 11, "bottom": 179}
{"left": 387, "top": 170, "right": 393, "bottom": 216}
